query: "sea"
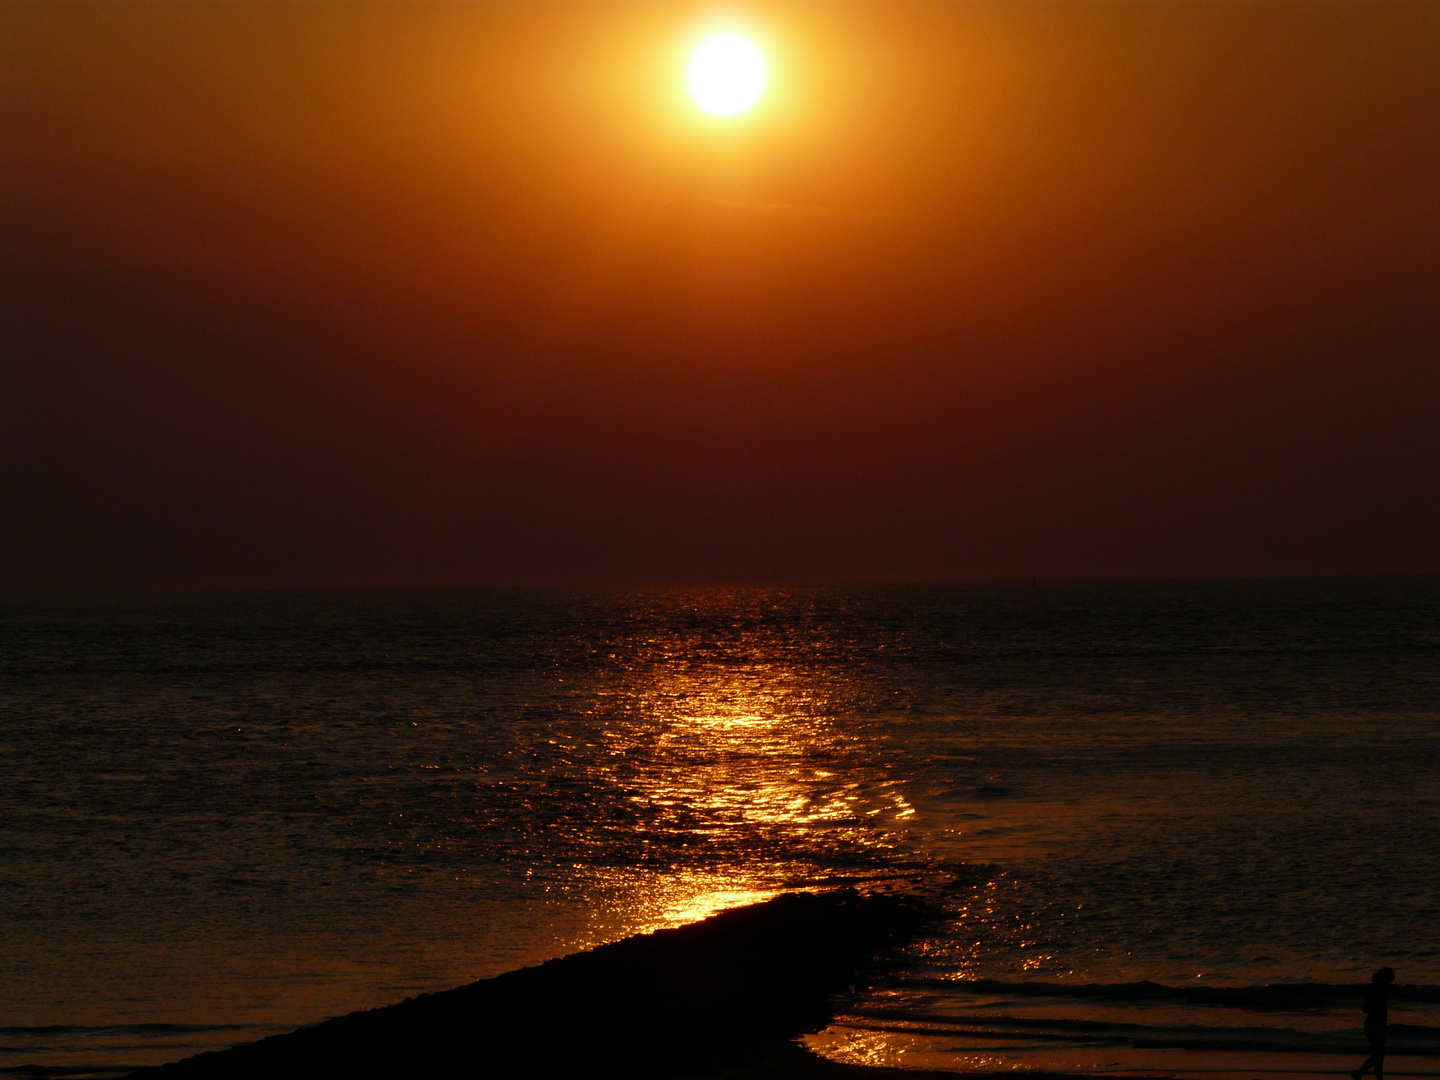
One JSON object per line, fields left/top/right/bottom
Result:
{"left": 3, "top": 580, "right": 1439, "bottom": 1078}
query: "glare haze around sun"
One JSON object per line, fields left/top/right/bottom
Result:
{"left": 687, "top": 33, "right": 766, "bottom": 116}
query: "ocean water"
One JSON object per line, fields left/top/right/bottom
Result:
{"left": 2, "top": 581, "right": 1439, "bottom": 1077}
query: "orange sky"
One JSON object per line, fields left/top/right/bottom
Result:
{"left": 3, "top": 1, "right": 1438, "bottom": 587}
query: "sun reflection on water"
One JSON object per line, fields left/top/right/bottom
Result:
{"left": 605, "top": 662, "right": 911, "bottom": 842}
{"left": 561, "top": 647, "right": 916, "bottom": 946}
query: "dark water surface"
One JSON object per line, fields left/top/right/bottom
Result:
{"left": 3, "top": 581, "right": 1439, "bottom": 1076}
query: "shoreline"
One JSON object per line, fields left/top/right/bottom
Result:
{"left": 113, "top": 891, "right": 1427, "bottom": 1080}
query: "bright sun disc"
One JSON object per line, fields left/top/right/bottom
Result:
{"left": 687, "top": 33, "right": 766, "bottom": 116}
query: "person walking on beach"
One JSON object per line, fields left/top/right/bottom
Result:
{"left": 1353, "top": 966, "right": 1396, "bottom": 1080}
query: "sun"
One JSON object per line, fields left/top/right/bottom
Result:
{"left": 687, "top": 33, "right": 766, "bottom": 117}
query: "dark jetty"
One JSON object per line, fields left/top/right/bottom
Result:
{"left": 131, "top": 889, "right": 931, "bottom": 1079}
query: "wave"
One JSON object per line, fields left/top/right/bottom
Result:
{"left": 0, "top": 1026, "right": 255, "bottom": 1037}
{"left": 902, "top": 977, "right": 1440, "bottom": 1011}
{"left": 0, "top": 1025, "right": 286, "bottom": 1080}
{"left": 842, "top": 1011, "right": 1440, "bottom": 1057}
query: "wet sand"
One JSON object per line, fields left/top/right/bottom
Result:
{"left": 679, "top": 1040, "right": 1071, "bottom": 1077}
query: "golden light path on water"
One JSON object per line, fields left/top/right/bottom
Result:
{"left": 560, "top": 654, "right": 917, "bottom": 948}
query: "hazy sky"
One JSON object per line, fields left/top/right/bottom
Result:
{"left": 4, "top": 0, "right": 1437, "bottom": 588}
